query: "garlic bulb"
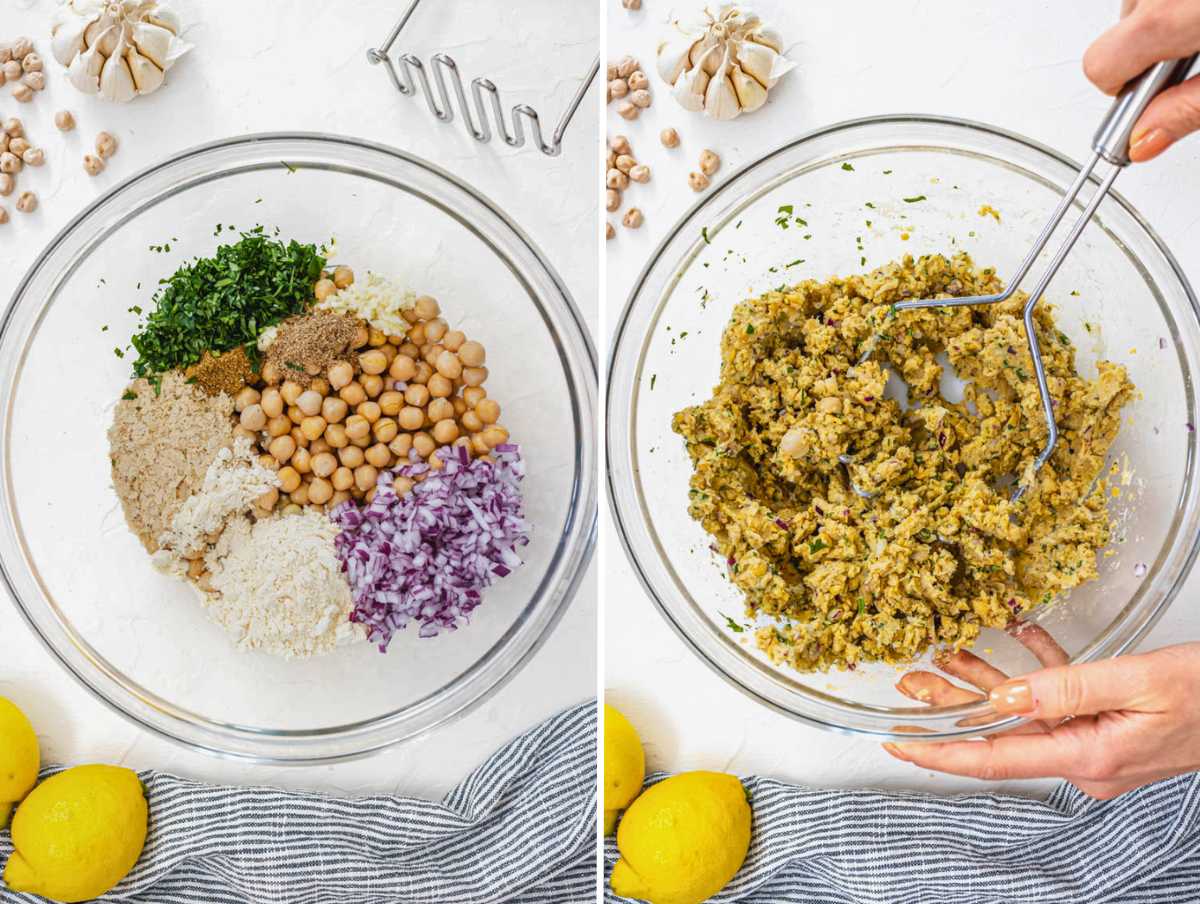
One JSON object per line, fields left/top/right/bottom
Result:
{"left": 657, "top": 4, "right": 795, "bottom": 120}
{"left": 51, "top": 0, "right": 191, "bottom": 102}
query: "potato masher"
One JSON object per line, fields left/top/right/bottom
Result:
{"left": 891, "top": 55, "right": 1198, "bottom": 502}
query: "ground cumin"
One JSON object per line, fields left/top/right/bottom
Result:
{"left": 186, "top": 346, "right": 257, "bottom": 396}
{"left": 109, "top": 371, "right": 235, "bottom": 552}
{"left": 262, "top": 312, "right": 359, "bottom": 387}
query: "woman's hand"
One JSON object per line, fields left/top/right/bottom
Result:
{"left": 1083, "top": 0, "right": 1200, "bottom": 161}
{"left": 884, "top": 631, "right": 1200, "bottom": 800}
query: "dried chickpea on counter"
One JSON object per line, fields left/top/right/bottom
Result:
{"left": 107, "top": 229, "right": 529, "bottom": 659}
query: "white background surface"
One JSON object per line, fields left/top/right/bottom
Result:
{"left": 604, "top": 0, "right": 1200, "bottom": 797}
{"left": 0, "top": 0, "right": 598, "bottom": 798}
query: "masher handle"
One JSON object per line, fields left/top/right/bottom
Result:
{"left": 1093, "top": 54, "right": 1199, "bottom": 165}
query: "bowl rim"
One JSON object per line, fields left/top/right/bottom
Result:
{"left": 606, "top": 112, "right": 1200, "bottom": 739}
{"left": 1, "top": 131, "right": 598, "bottom": 763}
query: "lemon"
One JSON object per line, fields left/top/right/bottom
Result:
{"left": 0, "top": 696, "right": 39, "bottom": 829}
{"left": 610, "top": 771, "right": 752, "bottom": 904}
{"left": 4, "top": 764, "right": 148, "bottom": 903}
{"left": 604, "top": 704, "right": 645, "bottom": 817}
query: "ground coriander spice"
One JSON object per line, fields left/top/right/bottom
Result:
{"left": 262, "top": 311, "right": 360, "bottom": 386}
{"left": 186, "top": 346, "right": 257, "bottom": 396}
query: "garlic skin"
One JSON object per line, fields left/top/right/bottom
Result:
{"left": 656, "top": 4, "right": 795, "bottom": 121}
{"left": 51, "top": 0, "right": 191, "bottom": 103}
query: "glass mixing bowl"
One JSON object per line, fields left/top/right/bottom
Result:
{"left": 607, "top": 115, "right": 1200, "bottom": 740}
{"left": 0, "top": 133, "right": 597, "bottom": 762}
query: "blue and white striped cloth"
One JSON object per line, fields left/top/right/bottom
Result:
{"left": 1, "top": 701, "right": 596, "bottom": 904}
{"left": 606, "top": 771, "right": 1200, "bottom": 903}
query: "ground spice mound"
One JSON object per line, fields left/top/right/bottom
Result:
{"left": 185, "top": 346, "right": 257, "bottom": 396}
{"left": 109, "top": 371, "right": 235, "bottom": 552}
{"left": 262, "top": 311, "right": 359, "bottom": 386}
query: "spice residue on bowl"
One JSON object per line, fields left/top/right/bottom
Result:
{"left": 672, "top": 252, "right": 1133, "bottom": 672}
{"left": 107, "top": 229, "right": 527, "bottom": 658}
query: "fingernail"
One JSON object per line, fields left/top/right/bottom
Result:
{"left": 1130, "top": 128, "right": 1170, "bottom": 162}
{"left": 882, "top": 743, "right": 910, "bottom": 761}
{"left": 989, "top": 680, "right": 1035, "bottom": 714}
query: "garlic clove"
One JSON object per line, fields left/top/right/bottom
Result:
{"left": 127, "top": 45, "right": 165, "bottom": 95}
{"left": 671, "top": 64, "right": 710, "bottom": 112}
{"left": 703, "top": 67, "right": 742, "bottom": 120}
{"left": 734, "top": 39, "right": 796, "bottom": 90}
{"left": 656, "top": 33, "right": 699, "bottom": 86}
{"left": 144, "top": 2, "right": 183, "bottom": 36}
{"left": 67, "top": 41, "right": 104, "bottom": 94}
{"left": 98, "top": 37, "right": 136, "bottom": 103}
{"left": 746, "top": 25, "right": 786, "bottom": 54}
{"left": 129, "top": 22, "right": 179, "bottom": 70}
{"left": 729, "top": 63, "right": 767, "bottom": 113}
{"left": 50, "top": 13, "right": 90, "bottom": 66}
{"left": 85, "top": 16, "right": 121, "bottom": 57}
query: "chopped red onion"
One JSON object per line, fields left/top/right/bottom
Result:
{"left": 330, "top": 444, "right": 529, "bottom": 651}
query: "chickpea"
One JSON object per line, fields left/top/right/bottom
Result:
{"left": 358, "top": 349, "right": 386, "bottom": 375}
{"left": 398, "top": 406, "right": 424, "bottom": 431}
{"left": 240, "top": 404, "right": 267, "bottom": 431}
{"left": 461, "top": 410, "right": 484, "bottom": 433}
{"left": 261, "top": 361, "right": 282, "bottom": 385}
{"left": 331, "top": 467, "right": 355, "bottom": 491}
{"left": 688, "top": 171, "right": 710, "bottom": 192}
{"left": 623, "top": 208, "right": 644, "bottom": 229}
{"left": 321, "top": 396, "right": 348, "bottom": 423}
{"left": 470, "top": 433, "right": 490, "bottom": 455}
{"left": 291, "top": 447, "right": 312, "bottom": 474}
{"left": 462, "top": 366, "right": 488, "bottom": 387}
{"left": 235, "top": 386, "right": 261, "bottom": 412}
{"left": 390, "top": 354, "right": 417, "bottom": 382}
{"left": 290, "top": 426, "right": 309, "bottom": 449}
{"left": 14, "top": 191, "right": 35, "bottom": 213}
{"left": 351, "top": 431, "right": 371, "bottom": 449}
{"left": 458, "top": 340, "right": 486, "bottom": 367}
{"left": 328, "top": 360, "right": 354, "bottom": 390}
{"left": 95, "top": 131, "right": 118, "bottom": 158}
{"left": 288, "top": 405, "right": 304, "bottom": 426}
{"left": 300, "top": 415, "right": 327, "bottom": 441}
{"left": 233, "top": 425, "right": 256, "bottom": 442}
{"left": 425, "top": 318, "right": 448, "bottom": 342}
{"left": 368, "top": 327, "right": 387, "bottom": 347}
{"left": 308, "top": 477, "right": 334, "bottom": 505}
{"left": 407, "top": 322, "right": 427, "bottom": 347}
{"left": 399, "top": 342, "right": 420, "bottom": 359}
{"left": 373, "top": 417, "right": 398, "bottom": 443}
{"left": 282, "top": 503, "right": 303, "bottom": 516}
{"left": 290, "top": 390, "right": 319, "bottom": 417}
{"left": 280, "top": 380, "right": 303, "bottom": 406}
{"left": 345, "top": 414, "right": 371, "bottom": 440}
{"left": 330, "top": 490, "right": 352, "bottom": 507}
{"left": 325, "top": 423, "right": 348, "bottom": 448}
{"left": 267, "top": 415, "right": 291, "bottom": 438}
{"left": 389, "top": 433, "right": 414, "bottom": 459}
{"left": 661, "top": 127, "right": 680, "bottom": 148}
{"left": 413, "top": 361, "right": 434, "bottom": 384}
{"left": 290, "top": 484, "right": 310, "bottom": 506}
{"left": 428, "top": 454, "right": 445, "bottom": 471}
{"left": 404, "top": 384, "right": 431, "bottom": 407}
{"left": 277, "top": 466, "right": 301, "bottom": 493}
{"left": 256, "top": 487, "right": 279, "bottom": 511}
{"left": 443, "top": 330, "right": 466, "bottom": 352}
{"left": 432, "top": 419, "right": 459, "bottom": 444}
{"left": 339, "top": 382, "right": 367, "bottom": 406}
{"left": 339, "top": 445, "right": 365, "bottom": 468}
{"left": 422, "top": 344, "right": 444, "bottom": 367}
{"left": 463, "top": 386, "right": 487, "bottom": 407}
{"left": 365, "top": 487, "right": 378, "bottom": 503}
{"left": 427, "top": 398, "right": 454, "bottom": 423}
{"left": 258, "top": 388, "right": 282, "bottom": 418}
{"left": 357, "top": 400, "right": 381, "bottom": 423}
{"left": 412, "top": 432, "right": 436, "bottom": 459}
{"left": 55, "top": 110, "right": 75, "bottom": 132}
{"left": 360, "top": 374, "right": 382, "bottom": 398}
{"left": 364, "top": 443, "right": 391, "bottom": 468}
{"left": 435, "top": 350, "right": 463, "bottom": 380}
{"left": 332, "top": 266, "right": 354, "bottom": 289}
{"left": 258, "top": 454, "right": 279, "bottom": 471}
{"left": 393, "top": 476, "right": 415, "bottom": 496}
{"left": 481, "top": 425, "right": 509, "bottom": 448}
{"left": 427, "top": 373, "right": 453, "bottom": 398}
{"left": 378, "top": 390, "right": 403, "bottom": 416}
{"left": 414, "top": 295, "right": 440, "bottom": 320}
{"left": 266, "top": 436, "right": 295, "bottom": 465}
{"left": 699, "top": 148, "right": 721, "bottom": 176}
{"left": 452, "top": 397, "right": 468, "bottom": 417}
{"left": 354, "top": 465, "right": 379, "bottom": 492}
{"left": 476, "top": 398, "right": 501, "bottom": 424}
{"left": 314, "top": 278, "right": 337, "bottom": 301}
{"left": 309, "top": 438, "right": 331, "bottom": 455}
{"left": 311, "top": 451, "right": 338, "bottom": 478}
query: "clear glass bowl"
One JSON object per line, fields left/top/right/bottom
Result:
{"left": 607, "top": 115, "right": 1200, "bottom": 740}
{"left": 1, "top": 134, "right": 597, "bottom": 762}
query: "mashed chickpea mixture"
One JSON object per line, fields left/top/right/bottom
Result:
{"left": 672, "top": 253, "right": 1133, "bottom": 672}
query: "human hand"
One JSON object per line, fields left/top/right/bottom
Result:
{"left": 1083, "top": 0, "right": 1200, "bottom": 161}
{"left": 883, "top": 629, "right": 1200, "bottom": 800}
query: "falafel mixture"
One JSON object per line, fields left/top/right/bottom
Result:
{"left": 672, "top": 253, "right": 1133, "bottom": 672}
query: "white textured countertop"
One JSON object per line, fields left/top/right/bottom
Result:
{"left": 0, "top": 0, "right": 597, "bottom": 797}
{"left": 604, "top": 0, "right": 1200, "bottom": 797}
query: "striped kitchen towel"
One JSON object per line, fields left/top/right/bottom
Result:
{"left": 1, "top": 701, "right": 596, "bottom": 904}
{"left": 605, "top": 771, "right": 1200, "bottom": 903}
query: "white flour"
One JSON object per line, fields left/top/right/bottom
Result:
{"left": 155, "top": 435, "right": 279, "bottom": 564}
{"left": 202, "top": 509, "right": 365, "bottom": 658}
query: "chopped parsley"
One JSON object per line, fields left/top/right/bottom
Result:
{"left": 808, "top": 538, "right": 826, "bottom": 554}
{"left": 841, "top": 162, "right": 855, "bottom": 171}
{"left": 121, "top": 390, "right": 137, "bottom": 401}
{"left": 701, "top": 226, "right": 711, "bottom": 244}
{"left": 902, "top": 195, "right": 927, "bottom": 203}
{"left": 721, "top": 613, "right": 745, "bottom": 633}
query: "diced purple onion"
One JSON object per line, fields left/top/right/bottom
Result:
{"left": 330, "top": 444, "right": 529, "bottom": 651}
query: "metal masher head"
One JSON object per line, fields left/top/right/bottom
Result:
{"left": 878, "top": 55, "right": 1197, "bottom": 504}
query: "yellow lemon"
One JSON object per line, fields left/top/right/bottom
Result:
{"left": 604, "top": 808, "right": 620, "bottom": 835}
{"left": 0, "top": 696, "right": 39, "bottom": 829}
{"left": 604, "top": 704, "right": 645, "bottom": 818}
{"left": 4, "top": 764, "right": 148, "bottom": 903}
{"left": 610, "top": 771, "right": 752, "bottom": 904}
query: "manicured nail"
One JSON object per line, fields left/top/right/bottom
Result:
{"left": 882, "top": 743, "right": 909, "bottom": 761}
{"left": 1129, "top": 128, "right": 1169, "bottom": 162}
{"left": 989, "top": 680, "right": 1034, "bottom": 714}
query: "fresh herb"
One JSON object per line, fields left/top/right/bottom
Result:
{"left": 785, "top": 258, "right": 805, "bottom": 268}
{"left": 701, "top": 226, "right": 711, "bottom": 244}
{"left": 864, "top": 202, "right": 876, "bottom": 209}
{"left": 285, "top": 360, "right": 306, "bottom": 372}
{"left": 882, "top": 169, "right": 893, "bottom": 174}
{"left": 808, "top": 538, "right": 826, "bottom": 554}
{"left": 282, "top": 161, "right": 298, "bottom": 173}
{"left": 721, "top": 612, "right": 745, "bottom": 633}
{"left": 903, "top": 195, "right": 927, "bottom": 203}
{"left": 113, "top": 347, "right": 125, "bottom": 358}
{"left": 746, "top": 324, "right": 755, "bottom": 335}
{"left": 121, "top": 390, "right": 137, "bottom": 401}
{"left": 774, "top": 205, "right": 794, "bottom": 228}
{"left": 841, "top": 162, "right": 855, "bottom": 171}
{"left": 856, "top": 596, "right": 866, "bottom": 616}
{"left": 127, "top": 227, "right": 325, "bottom": 379}
{"left": 650, "top": 373, "right": 657, "bottom": 390}
{"left": 101, "top": 324, "right": 109, "bottom": 332}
